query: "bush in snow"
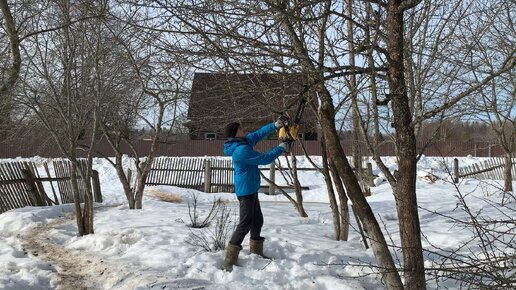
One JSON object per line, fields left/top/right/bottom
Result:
{"left": 425, "top": 184, "right": 516, "bottom": 288}
{"left": 186, "top": 200, "right": 236, "bottom": 252}
{"left": 187, "top": 193, "right": 222, "bottom": 228}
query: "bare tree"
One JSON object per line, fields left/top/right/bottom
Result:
{"left": 99, "top": 4, "right": 191, "bottom": 209}
{"left": 15, "top": 0, "right": 113, "bottom": 235}
{"left": 460, "top": 0, "right": 515, "bottom": 192}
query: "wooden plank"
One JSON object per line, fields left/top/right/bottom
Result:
{"left": 186, "top": 158, "right": 195, "bottom": 189}
{"left": 7, "top": 162, "right": 32, "bottom": 207}
{"left": 149, "top": 158, "right": 158, "bottom": 185}
{"left": 491, "top": 158, "right": 499, "bottom": 180}
{"left": 195, "top": 158, "right": 203, "bottom": 190}
{"left": 160, "top": 157, "right": 168, "bottom": 185}
{"left": 185, "top": 158, "right": 192, "bottom": 188}
{"left": 60, "top": 161, "right": 73, "bottom": 204}
{"left": 0, "top": 163, "right": 19, "bottom": 210}
{"left": 497, "top": 158, "right": 505, "bottom": 180}
{"left": 171, "top": 157, "right": 179, "bottom": 186}
{"left": 162, "top": 157, "right": 170, "bottom": 185}
{"left": 181, "top": 158, "right": 189, "bottom": 188}
{"left": 156, "top": 157, "right": 164, "bottom": 185}
{"left": 163, "top": 157, "right": 171, "bottom": 186}
{"left": 227, "top": 159, "right": 233, "bottom": 192}
{"left": 146, "top": 159, "right": 154, "bottom": 185}
{"left": 5, "top": 162, "right": 25, "bottom": 207}
{"left": 170, "top": 157, "right": 177, "bottom": 185}
{"left": 53, "top": 160, "right": 71, "bottom": 203}
{"left": 490, "top": 159, "right": 499, "bottom": 180}
{"left": 181, "top": 157, "right": 193, "bottom": 188}
{"left": 1, "top": 163, "right": 20, "bottom": 210}
{"left": 227, "top": 159, "right": 232, "bottom": 192}
{"left": 166, "top": 157, "right": 174, "bottom": 185}
{"left": 29, "top": 162, "right": 48, "bottom": 206}
{"left": 179, "top": 158, "right": 186, "bottom": 187}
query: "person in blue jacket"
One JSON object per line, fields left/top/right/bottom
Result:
{"left": 222, "top": 119, "right": 288, "bottom": 271}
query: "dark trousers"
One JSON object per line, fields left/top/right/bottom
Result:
{"left": 230, "top": 193, "right": 263, "bottom": 246}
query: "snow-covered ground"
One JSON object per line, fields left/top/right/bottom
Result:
{"left": 0, "top": 155, "right": 513, "bottom": 289}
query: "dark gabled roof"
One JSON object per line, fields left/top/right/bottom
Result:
{"left": 187, "top": 72, "right": 318, "bottom": 133}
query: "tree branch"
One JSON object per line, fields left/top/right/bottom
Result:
{"left": 398, "top": 0, "right": 423, "bottom": 13}
{"left": 19, "top": 15, "right": 103, "bottom": 42}
{"left": 412, "top": 52, "right": 515, "bottom": 126}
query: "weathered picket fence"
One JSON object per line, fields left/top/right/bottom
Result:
{"left": 454, "top": 157, "right": 516, "bottom": 182}
{"left": 145, "top": 157, "right": 240, "bottom": 193}
{"left": 146, "top": 156, "right": 305, "bottom": 193}
{"left": 146, "top": 156, "right": 374, "bottom": 195}
{"left": 0, "top": 159, "right": 102, "bottom": 214}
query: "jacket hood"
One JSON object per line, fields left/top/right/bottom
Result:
{"left": 223, "top": 138, "right": 248, "bottom": 156}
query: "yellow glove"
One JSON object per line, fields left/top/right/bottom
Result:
{"left": 278, "top": 124, "right": 299, "bottom": 141}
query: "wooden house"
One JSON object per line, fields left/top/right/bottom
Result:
{"left": 186, "top": 72, "right": 319, "bottom": 140}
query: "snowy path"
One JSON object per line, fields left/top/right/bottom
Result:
{"left": 19, "top": 209, "right": 125, "bottom": 290}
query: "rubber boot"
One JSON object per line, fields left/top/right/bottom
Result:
{"left": 222, "top": 243, "right": 242, "bottom": 272}
{"left": 250, "top": 237, "right": 270, "bottom": 259}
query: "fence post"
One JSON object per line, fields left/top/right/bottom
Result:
{"left": 21, "top": 169, "right": 45, "bottom": 206}
{"left": 204, "top": 159, "right": 212, "bottom": 193}
{"left": 91, "top": 170, "right": 103, "bottom": 203}
{"left": 269, "top": 162, "right": 276, "bottom": 195}
{"left": 453, "top": 158, "right": 459, "bottom": 183}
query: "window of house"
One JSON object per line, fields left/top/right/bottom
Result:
{"left": 204, "top": 133, "right": 217, "bottom": 140}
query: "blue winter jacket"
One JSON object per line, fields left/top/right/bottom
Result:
{"left": 223, "top": 123, "right": 285, "bottom": 197}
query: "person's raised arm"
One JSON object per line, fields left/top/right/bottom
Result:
{"left": 246, "top": 117, "right": 288, "bottom": 147}
{"left": 234, "top": 145, "right": 285, "bottom": 165}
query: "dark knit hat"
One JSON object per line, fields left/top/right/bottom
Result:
{"left": 224, "top": 122, "right": 240, "bottom": 138}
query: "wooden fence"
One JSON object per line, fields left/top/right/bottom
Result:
{"left": 455, "top": 157, "right": 516, "bottom": 181}
{"left": 146, "top": 157, "right": 238, "bottom": 193}
{"left": 146, "top": 156, "right": 374, "bottom": 195}
{"left": 0, "top": 159, "right": 102, "bottom": 214}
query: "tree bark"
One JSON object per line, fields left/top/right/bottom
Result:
{"left": 386, "top": 1, "right": 425, "bottom": 288}
{"left": 319, "top": 86, "right": 403, "bottom": 289}
{"left": 70, "top": 161, "right": 85, "bottom": 236}
{"left": 347, "top": 0, "right": 362, "bottom": 171}
{"left": 0, "top": 0, "right": 21, "bottom": 133}
{"left": 329, "top": 160, "right": 350, "bottom": 241}
{"left": 290, "top": 151, "right": 308, "bottom": 217}
{"left": 503, "top": 152, "right": 513, "bottom": 192}
{"left": 321, "top": 137, "right": 341, "bottom": 240}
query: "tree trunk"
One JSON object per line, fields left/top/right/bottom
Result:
{"left": 134, "top": 158, "right": 152, "bottom": 209}
{"left": 386, "top": 1, "right": 425, "bottom": 288}
{"left": 290, "top": 151, "right": 308, "bottom": 217}
{"left": 504, "top": 152, "right": 513, "bottom": 192}
{"left": 114, "top": 153, "right": 136, "bottom": 209}
{"left": 0, "top": 0, "right": 21, "bottom": 133}
{"left": 347, "top": 0, "right": 362, "bottom": 171}
{"left": 330, "top": 161, "right": 350, "bottom": 241}
{"left": 70, "top": 162, "right": 85, "bottom": 236}
{"left": 318, "top": 86, "right": 403, "bottom": 289}
{"left": 321, "top": 138, "right": 341, "bottom": 240}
